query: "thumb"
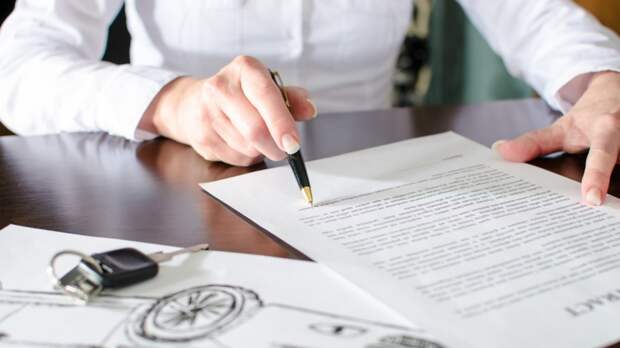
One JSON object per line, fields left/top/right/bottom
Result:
{"left": 493, "top": 123, "right": 565, "bottom": 162}
{"left": 285, "top": 86, "right": 318, "bottom": 121}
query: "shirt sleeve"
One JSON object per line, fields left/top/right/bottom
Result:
{"left": 0, "top": 0, "right": 179, "bottom": 140}
{"left": 456, "top": 0, "right": 620, "bottom": 113}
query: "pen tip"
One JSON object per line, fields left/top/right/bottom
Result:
{"left": 302, "top": 186, "right": 313, "bottom": 206}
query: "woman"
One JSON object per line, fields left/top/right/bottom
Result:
{"left": 1, "top": 0, "right": 620, "bottom": 206}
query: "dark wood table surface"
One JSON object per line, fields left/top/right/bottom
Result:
{"left": 3, "top": 98, "right": 618, "bottom": 257}
{"left": 2, "top": 98, "right": 620, "bottom": 347}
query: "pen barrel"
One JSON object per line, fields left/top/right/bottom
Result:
{"left": 287, "top": 150, "right": 311, "bottom": 189}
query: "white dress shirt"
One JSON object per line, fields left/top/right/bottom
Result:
{"left": 1, "top": 0, "right": 620, "bottom": 141}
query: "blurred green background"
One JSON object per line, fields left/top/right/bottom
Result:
{"left": 394, "top": 0, "right": 532, "bottom": 107}
{"left": 425, "top": 0, "right": 532, "bottom": 105}
{"left": 397, "top": 0, "right": 620, "bottom": 107}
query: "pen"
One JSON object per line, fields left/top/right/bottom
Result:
{"left": 269, "top": 69, "right": 314, "bottom": 206}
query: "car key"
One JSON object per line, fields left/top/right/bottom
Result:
{"left": 49, "top": 243, "right": 209, "bottom": 303}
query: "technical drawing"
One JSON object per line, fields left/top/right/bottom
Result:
{"left": 0, "top": 284, "right": 444, "bottom": 348}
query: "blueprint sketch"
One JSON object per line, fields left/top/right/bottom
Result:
{"left": 0, "top": 285, "right": 442, "bottom": 348}
{"left": 0, "top": 225, "right": 443, "bottom": 348}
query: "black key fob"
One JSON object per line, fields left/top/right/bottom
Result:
{"left": 90, "top": 248, "right": 159, "bottom": 288}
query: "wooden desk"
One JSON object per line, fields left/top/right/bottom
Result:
{"left": 2, "top": 98, "right": 620, "bottom": 347}
{"left": 0, "top": 98, "right": 613, "bottom": 257}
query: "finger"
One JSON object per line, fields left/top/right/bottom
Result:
{"left": 581, "top": 124, "right": 620, "bottom": 206}
{"left": 203, "top": 74, "right": 285, "bottom": 161}
{"left": 284, "top": 86, "right": 318, "bottom": 121}
{"left": 493, "top": 122, "right": 565, "bottom": 162}
{"left": 238, "top": 60, "right": 301, "bottom": 155}
{"left": 207, "top": 103, "right": 261, "bottom": 158}
{"left": 194, "top": 127, "right": 262, "bottom": 167}
{"left": 195, "top": 148, "right": 218, "bottom": 162}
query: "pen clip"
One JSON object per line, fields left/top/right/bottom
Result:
{"left": 269, "top": 70, "right": 291, "bottom": 110}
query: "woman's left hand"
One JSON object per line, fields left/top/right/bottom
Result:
{"left": 494, "top": 71, "right": 620, "bottom": 206}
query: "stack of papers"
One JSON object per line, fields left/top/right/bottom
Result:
{"left": 202, "top": 132, "right": 620, "bottom": 348}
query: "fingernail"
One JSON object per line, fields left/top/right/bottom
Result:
{"left": 586, "top": 188, "right": 602, "bottom": 206}
{"left": 307, "top": 98, "right": 318, "bottom": 118}
{"left": 281, "top": 134, "right": 300, "bottom": 154}
{"left": 492, "top": 140, "right": 506, "bottom": 153}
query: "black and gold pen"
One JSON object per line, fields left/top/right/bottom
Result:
{"left": 269, "top": 70, "right": 314, "bottom": 206}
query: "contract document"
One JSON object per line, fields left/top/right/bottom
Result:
{"left": 202, "top": 132, "right": 620, "bottom": 348}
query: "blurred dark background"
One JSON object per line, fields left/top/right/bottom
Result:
{"left": 101, "top": 6, "right": 131, "bottom": 64}
{"left": 0, "top": 1, "right": 13, "bottom": 26}
{"left": 0, "top": 0, "right": 15, "bottom": 136}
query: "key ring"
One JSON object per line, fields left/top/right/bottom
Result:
{"left": 47, "top": 250, "right": 103, "bottom": 303}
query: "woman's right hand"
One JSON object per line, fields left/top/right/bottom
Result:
{"left": 140, "top": 55, "right": 317, "bottom": 166}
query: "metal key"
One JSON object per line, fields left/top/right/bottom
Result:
{"left": 147, "top": 243, "right": 210, "bottom": 263}
{"left": 48, "top": 243, "right": 209, "bottom": 303}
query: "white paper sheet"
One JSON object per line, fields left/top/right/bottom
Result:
{"left": 202, "top": 131, "right": 620, "bottom": 348}
{"left": 0, "top": 224, "right": 439, "bottom": 348}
